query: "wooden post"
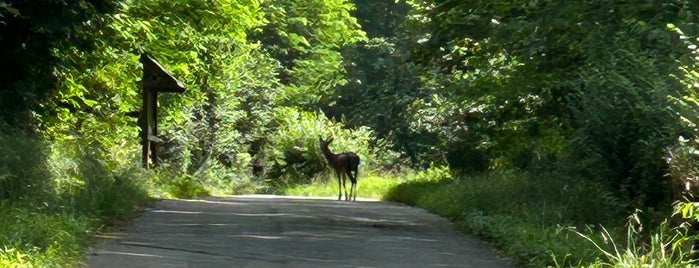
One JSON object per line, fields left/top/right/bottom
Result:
{"left": 138, "top": 53, "right": 186, "bottom": 168}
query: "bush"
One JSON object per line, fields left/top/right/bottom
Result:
{"left": 384, "top": 169, "right": 630, "bottom": 267}
{"left": 45, "top": 137, "right": 151, "bottom": 222}
{"left": 262, "top": 107, "right": 399, "bottom": 191}
{"left": 165, "top": 175, "right": 209, "bottom": 199}
{"left": 0, "top": 205, "right": 96, "bottom": 267}
{"left": 0, "top": 130, "right": 152, "bottom": 266}
{"left": 567, "top": 47, "right": 676, "bottom": 208}
{"left": 0, "top": 130, "right": 52, "bottom": 201}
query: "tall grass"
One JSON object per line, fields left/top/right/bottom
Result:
{"left": 384, "top": 168, "right": 638, "bottom": 267}
{"left": 382, "top": 167, "right": 699, "bottom": 267}
{"left": 0, "top": 205, "right": 97, "bottom": 266}
{"left": 0, "top": 132, "right": 152, "bottom": 267}
{"left": 283, "top": 171, "right": 403, "bottom": 199}
{"left": 0, "top": 124, "right": 269, "bottom": 266}
{"left": 567, "top": 214, "right": 695, "bottom": 268}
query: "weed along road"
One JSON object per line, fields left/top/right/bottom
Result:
{"left": 85, "top": 195, "right": 515, "bottom": 268}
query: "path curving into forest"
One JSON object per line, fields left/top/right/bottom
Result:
{"left": 84, "top": 195, "right": 516, "bottom": 268}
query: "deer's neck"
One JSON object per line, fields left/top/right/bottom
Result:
{"left": 321, "top": 146, "right": 339, "bottom": 162}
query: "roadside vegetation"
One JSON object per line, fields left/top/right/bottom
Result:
{"left": 3, "top": 0, "right": 699, "bottom": 267}
{"left": 384, "top": 168, "right": 697, "bottom": 267}
{"left": 284, "top": 173, "right": 401, "bottom": 199}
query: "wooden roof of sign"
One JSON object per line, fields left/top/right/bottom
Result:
{"left": 140, "top": 53, "right": 186, "bottom": 93}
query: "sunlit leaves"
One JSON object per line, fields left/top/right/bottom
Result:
{"left": 253, "top": 0, "right": 365, "bottom": 109}
{"left": 263, "top": 107, "right": 389, "bottom": 186}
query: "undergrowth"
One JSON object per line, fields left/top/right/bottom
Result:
{"left": 0, "top": 126, "right": 270, "bottom": 267}
{"left": 0, "top": 132, "right": 154, "bottom": 267}
{"left": 0, "top": 204, "right": 97, "bottom": 267}
{"left": 383, "top": 167, "right": 698, "bottom": 267}
{"left": 567, "top": 213, "right": 696, "bottom": 268}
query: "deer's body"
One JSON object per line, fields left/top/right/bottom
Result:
{"left": 319, "top": 137, "right": 360, "bottom": 201}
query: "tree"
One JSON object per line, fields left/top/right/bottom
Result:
{"left": 0, "top": 0, "right": 116, "bottom": 128}
{"left": 251, "top": 0, "right": 366, "bottom": 109}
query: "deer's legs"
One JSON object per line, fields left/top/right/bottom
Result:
{"left": 348, "top": 182, "right": 355, "bottom": 201}
{"left": 336, "top": 171, "right": 343, "bottom": 201}
{"left": 353, "top": 182, "right": 357, "bottom": 201}
{"left": 342, "top": 174, "right": 348, "bottom": 201}
{"left": 347, "top": 170, "right": 357, "bottom": 201}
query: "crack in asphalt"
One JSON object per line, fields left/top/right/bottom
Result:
{"left": 115, "top": 241, "right": 228, "bottom": 257}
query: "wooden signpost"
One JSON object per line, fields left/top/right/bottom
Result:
{"left": 137, "top": 53, "right": 186, "bottom": 168}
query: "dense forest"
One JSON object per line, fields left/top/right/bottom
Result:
{"left": 3, "top": 0, "right": 699, "bottom": 267}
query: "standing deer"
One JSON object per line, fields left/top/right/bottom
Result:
{"left": 319, "top": 136, "right": 360, "bottom": 201}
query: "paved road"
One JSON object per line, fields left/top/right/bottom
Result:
{"left": 84, "top": 195, "right": 515, "bottom": 268}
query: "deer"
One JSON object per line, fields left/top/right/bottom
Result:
{"left": 319, "top": 136, "right": 360, "bottom": 201}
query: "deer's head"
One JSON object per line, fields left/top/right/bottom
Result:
{"left": 319, "top": 136, "right": 334, "bottom": 150}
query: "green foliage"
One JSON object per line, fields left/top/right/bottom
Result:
{"left": 0, "top": 205, "right": 97, "bottom": 267}
{"left": 352, "top": 0, "right": 411, "bottom": 38}
{"left": 375, "top": 0, "right": 699, "bottom": 209}
{"left": 385, "top": 170, "right": 629, "bottom": 267}
{"left": 334, "top": 5, "right": 428, "bottom": 167}
{"left": 36, "top": 0, "right": 286, "bottom": 200}
{"left": 0, "top": 130, "right": 51, "bottom": 201}
{"left": 568, "top": 44, "right": 677, "bottom": 207}
{"left": 73, "top": 0, "right": 275, "bottom": 179}
{"left": 667, "top": 23, "right": 699, "bottom": 203}
{"left": 4, "top": 0, "right": 699, "bottom": 266}
{"left": 376, "top": 2, "right": 699, "bottom": 265}
{"left": 0, "top": 247, "right": 31, "bottom": 268}
{"left": 405, "top": 165, "right": 452, "bottom": 182}
{"left": 383, "top": 165, "right": 453, "bottom": 206}
{"left": 164, "top": 175, "right": 209, "bottom": 199}
{"left": 284, "top": 173, "right": 402, "bottom": 199}
{"left": 252, "top": 0, "right": 366, "bottom": 108}
{"left": 338, "top": 37, "right": 429, "bottom": 162}
{"left": 262, "top": 107, "right": 398, "bottom": 191}
{"left": 45, "top": 0, "right": 372, "bottom": 192}
{"left": 0, "top": 206, "right": 97, "bottom": 267}
{"left": 4, "top": 0, "right": 376, "bottom": 203}
{"left": 46, "top": 137, "right": 151, "bottom": 222}
{"left": 568, "top": 214, "right": 695, "bottom": 268}
{"left": 0, "top": 0, "right": 116, "bottom": 127}
{"left": 0, "top": 130, "right": 150, "bottom": 267}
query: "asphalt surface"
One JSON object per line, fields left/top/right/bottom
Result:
{"left": 84, "top": 195, "right": 516, "bottom": 268}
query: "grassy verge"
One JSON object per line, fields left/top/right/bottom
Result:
{"left": 0, "top": 132, "right": 153, "bottom": 267}
{"left": 0, "top": 184, "right": 152, "bottom": 267}
{"left": 0, "top": 204, "right": 98, "bottom": 267}
{"left": 284, "top": 172, "right": 402, "bottom": 199}
{"left": 382, "top": 168, "right": 696, "bottom": 267}
{"left": 0, "top": 126, "right": 269, "bottom": 267}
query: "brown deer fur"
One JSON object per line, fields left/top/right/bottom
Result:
{"left": 319, "top": 136, "right": 360, "bottom": 201}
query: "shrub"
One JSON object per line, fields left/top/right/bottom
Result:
{"left": 0, "top": 130, "right": 52, "bottom": 201}
{"left": 262, "top": 107, "right": 399, "bottom": 190}
{"left": 385, "top": 169, "right": 631, "bottom": 267}
{"left": 567, "top": 47, "right": 676, "bottom": 208}
{"left": 165, "top": 174, "right": 209, "bottom": 199}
